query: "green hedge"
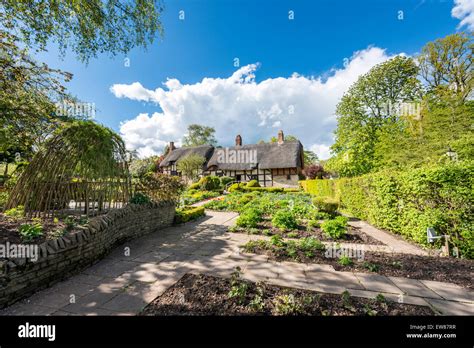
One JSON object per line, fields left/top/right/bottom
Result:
{"left": 174, "top": 206, "right": 205, "bottom": 224}
{"left": 299, "top": 179, "right": 337, "bottom": 198}
{"left": 300, "top": 162, "right": 474, "bottom": 258}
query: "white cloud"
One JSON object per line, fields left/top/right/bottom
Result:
{"left": 310, "top": 144, "right": 332, "bottom": 161}
{"left": 452, "top": 0, "right": 474, "bottom": 31}
{"left": 113, "top": 46, "right": 395, "bottom": 158}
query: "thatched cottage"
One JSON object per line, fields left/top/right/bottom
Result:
{"left": 159, "top": 130, "right": 304, "bottom": 187}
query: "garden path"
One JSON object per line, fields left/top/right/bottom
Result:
{"left": 1, "top": 211, "right": 472, "bottom": 316}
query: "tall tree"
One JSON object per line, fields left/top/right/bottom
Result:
{"left": 176, "top": 154, "right": 205, "bottom": 181}
{"left": 182, "top": 124, "right": 217, "bottom": 147}
{"left": 327, "top": 56, "right": 423, "bottom": 176}
{"left": 418, "top": 32, "right": 473, "bottom": 101}
{"left": 0, "top": 0, "right": 164, "bottom": 63}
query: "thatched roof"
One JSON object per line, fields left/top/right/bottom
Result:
{"left": 160, "top": 141, "right": 303, "bottom": 171}
{"left": 159, "top": 144, "right": 214, "bottom": 167}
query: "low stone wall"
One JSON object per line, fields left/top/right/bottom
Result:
{"left": 0, "top": 201, "right": 175, "bottom": 308}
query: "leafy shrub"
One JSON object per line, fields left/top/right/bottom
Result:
{"left": 220, "top": 176, "right": 234, "bottom": 187}
{"left": 312, "top": 197, "right": 339, "bottom": 214}
{"left": 249, "top": 286, "right": 265, "bottom": 311}
{"left": 286, "top": 232, "right": 299, "bottom": 238}
{"left": 307, "top": 219, "right": 320, "bottom": 229}
{"left": 4, "top": 205, "right": 25, "bottom": 219}
{"left": 198, "top": 176, "right": 220, "bottom": 191}
{"left": 338, "top": 255, "right": 353, "bottom": 266}
{"left": 297, "top": 237, "right": 325, "bottom": 254}
{"left": 271, "top": 210, "right": 298, "bottom": 230}
{"left": 273, "top": 294, "right": 303, "bottom": 315}
{"left": 283, "top": 188, "right": 301, "bottom": 193}
{"left": 174, "top": 206, "right": 205, "bottom": 224}
{"left": 228, "top": 267, "right": 248, "bottom": 304}
{"left": 270, "top": 234, "right": 285, "bottom": 247}
{"left": 363, "top": 262, "right": 380, "bottom": 272}
{"left": 321, "top": 216, "right": 347, "bottom": 239}
{"left": 18, "top": 223, "right": 43, "bottom": 241}
{"left": 129, "top": 192, "right": 151, "bottom": 205}
{"left": 188, "top": 182, "right": 200, "bottom": 190}
{"left": 228, "top": 183, "right": 246, "bottom": 192}
{"left": 181, "top": 190, "right": 221, "bottom": 205}
{"left": 244, "top": 186, "right": 284, "bottom": 193}
{"left": 136, "top": 172, "right": 186, "bottom": 202}
{"left": 246, "top": 180, "right": 260, "bottom": 188}
{"left": 236, "top": 209, "right": 262, "bottom": 228}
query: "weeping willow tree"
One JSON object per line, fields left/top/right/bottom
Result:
{"left": 6, "top": 121, "right": 131, "bottom": 217}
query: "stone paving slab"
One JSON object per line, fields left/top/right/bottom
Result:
{"left": 354, "top": 273, "right": 402, "bottom": 294}
{"left": 424, "top": 298, "right": 474, "bottom": 316}
{"left": 420, "top": 280, "right": 474, "bottom": 303}
{"left": 388, "top": 277, "right": 443, "bottom": 299}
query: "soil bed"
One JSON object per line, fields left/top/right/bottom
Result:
{"left": 243, "top": 244, "right": 474, "bottom": 290}
{"left": 232, "top": 219, "right": 384, "bottom": 245}
{"left": 140, "top": 273, "right": 434, "bottom": 316}
{"left": 0, "top": 213, "right": 86, "bottom": 244}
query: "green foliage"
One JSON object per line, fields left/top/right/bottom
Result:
{"left": 327, "top": 33, "right": 473, "bottom": 176}
{"left": 312, "top": 196, "right": 339, "bottom": 214}
{"left": 328, "top": 55, "right": 422, "bottom": 177}
{"left": 228, "top": 183, "right": 246, "bottom": 192}
{"left": 1, "top": 0, "right": 164, "bottom": 64}
{"left": 338, "top": 255, "right": 353, "bottom": 266}
{"left": 176, "top": 154, "right": 206, "bottom": 181}
{"left": 286, "top": 232, "right": 299, "bottom": 238}
{"left": 303, "top": 179, "right": 337, "bottom": 197}
{"left": 4, "top": 205, "right": 25, "bottom": 219}
{"left": 129, "top": 192, "right": 151, "bottom": 205}
{"left": 248, "top": 286, "right": 265, "bottom": 311}
{"left": 189, "top": 183, "right": 200, "bottom": 190}
{"left": 271, "top": 210, "right": 298, "bottom": 230}
{"left": 236, "top": 209, "right": 262, "bottom": 228}
{"left": 321, "top": 216, "right": 348, "bottom": 239}
{"left": 198, "top": 176, "right": 221, "bottom": 191}
{"left": 174, "top": 206, "right": 205, "bottom": 224}
{"left": 182, "top": 124, "right": 217, "bottom": 147}
{"left": 137, "top": 172, "right": 186, "bottom": 202}
{"left": 363, "top": 262, "right": 380, "bottom": 272}
{"left": 246, "top": 180, "right": 260, "bottom": 188}
{"left": 273, "top": 294, "right": 303, "bottom": 315}
{"left": 0, "top": 190, "right": 9, "bottom": 209}
{"left": 180, "top": 190, "right": 221, "bottom": 205}
{"left": 129, "top": 156, "right": 161, "bottom": 179}
{"left": 307, "top": 219, "right": 320, "bottom": 229}
{"left": 228, "top": 267, "right": 248, "bottom": 304}
{"left": 270, "top": 234, "right": 285, "bottom": 247}
{"left": 18, "top": 223, "right": 43, "bottom": 241}
{"left": 220, "top": 176, "right": 234, "bottom": 187}
{"left": 302, "top": 162, "right": 474, "bottom": 258}
{"left": 297, "top": 237, "right": 325, "bottom": 253}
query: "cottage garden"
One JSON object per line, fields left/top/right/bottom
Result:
{"left": 0, "top": 30, "right": 472, "bottom": 316}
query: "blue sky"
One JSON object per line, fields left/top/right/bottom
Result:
{"left": 36, "top": 0, "right": 471, "bottom": 158}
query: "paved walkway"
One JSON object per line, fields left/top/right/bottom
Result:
{"left": 1, "top": 211, "right": 472, "bottom": 316}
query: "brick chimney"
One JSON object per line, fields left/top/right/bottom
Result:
{"left": 169, "top": 141, "right": 176, "bottom": 153}
{"left": 235, "top": 134, "right": 242, "bottom": 146}
{"left": 277, "top": 130, "right": 284, "bottom": 144}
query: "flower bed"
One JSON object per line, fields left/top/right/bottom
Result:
{"left": 229, "top": 219, "right": 383, "bottom": 245}
{"left": 140, "top": 273, "right": 434, "bottom": 316}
